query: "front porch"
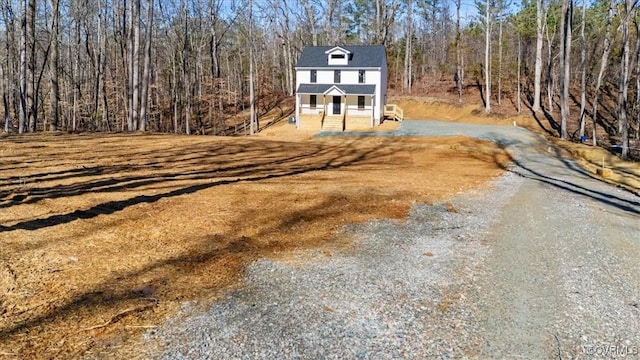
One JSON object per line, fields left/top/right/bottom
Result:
{"left": 295, "top": 84, "right": 377, "bottom": 131}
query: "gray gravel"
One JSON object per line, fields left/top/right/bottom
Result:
{"left": 136, "top": 120, "right": 640, "bottom": 359}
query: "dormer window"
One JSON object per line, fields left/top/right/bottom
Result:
{"left": 326, "top": 46, "right": 351, "bottom": 65}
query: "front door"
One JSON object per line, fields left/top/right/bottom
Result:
{"left": 332, "top": 96, "right": 341, "bottom": 115}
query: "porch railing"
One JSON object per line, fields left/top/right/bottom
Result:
{"left": 384, "top": 104, "right": 404, "bottom": 122}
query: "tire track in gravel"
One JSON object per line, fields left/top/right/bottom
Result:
{"left": 397, "top": 120, "right": 640, "bottom": 358}
{"left": 329, "top": 120, "right": 640, "bottom": 358}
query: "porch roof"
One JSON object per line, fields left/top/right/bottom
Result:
{"left": 297, "top": 83, "right": 376, "bottom": 96}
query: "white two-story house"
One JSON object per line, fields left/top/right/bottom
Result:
{"left": 294, "top": 45, "right": 388, "bottom": 131}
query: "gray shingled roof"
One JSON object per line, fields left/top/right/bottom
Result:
{"left": 297, "top": 84, "right": 376, "bottom": 95}
{"left": 295, "top": 46, "right": 386, "bottom": 68}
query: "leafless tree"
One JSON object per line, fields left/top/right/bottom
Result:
{"left": 483, "top": 0, "right": 492, "bottom": 114}
{"left": 455, "top": 0, "right": 463, "bottom": 102}
{"left": 618, "top": 0, "right": 637, "bottom": 159}
{"left": 532, "top": 0, "right": 544, "bottom": 112}
{"left": 590, "top": 0, "right": 615, "bottom": 146}
{"left": 139, "top": 0, "right": 153, "bottom": 132}
{"left": 403, "top": 0, "right": 413, "bottom": 93}
{"left": 559, "top": 0, "right": 572, "bottom": 139}
{"left": 578, "top": 0, "right": 587, "bottom": 139}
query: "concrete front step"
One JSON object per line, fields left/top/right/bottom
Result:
{"left": 322, "top": 118, "right": 344, "bottom": 131}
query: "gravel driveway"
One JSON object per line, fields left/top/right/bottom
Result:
{"left": 135, "top": 121, "right": 640, "bottom": 359}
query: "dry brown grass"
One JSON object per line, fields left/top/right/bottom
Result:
{"left": 0, "top": 132, "right": 509, "bottom": 358}
{"left": 391, "top": 97, "right": 511, "bottom": 125}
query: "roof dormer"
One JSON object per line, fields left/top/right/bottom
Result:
{"left": 325, "top": 46, "right": 351, "bottom": 65}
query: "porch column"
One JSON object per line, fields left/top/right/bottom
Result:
{"left": 343, "top": 95, "right": 347, "bottom": 116}
{"left": 295, "top": 93, "right": 300, "bottom": 129}
{"left": 343, "top": 95, "right": 347, "bottom": 131}
{"left": 371, "top": 95, "right": 375, "bottom": 128}
{"left": 322, "top": 95, "right": 327, "bottom": 127}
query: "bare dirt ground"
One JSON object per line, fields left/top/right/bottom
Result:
{"left": 0, "top": 130, "right": 508, "bottom": 358}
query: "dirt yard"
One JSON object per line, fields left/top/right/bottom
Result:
{"left": 0, "top": 130, "right": 509, "bottom": 358}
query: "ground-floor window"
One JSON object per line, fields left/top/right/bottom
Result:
{"left": 310, "top": 95, "right": 317, "bottom": 109}
{"left": 357, "top": 96, "right": 365, "bottom": 110}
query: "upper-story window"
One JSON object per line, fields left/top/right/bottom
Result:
{"left": 310, "top": 70, "right": 317, "bottom": 83}
{"left": 334, "top": 70, "right": 341, "bottom": 83}
{"left": 331, "top": 54, "right": 345, "bottom": 59}
{"left": 358, "top": 70, "right": 366, "bottom": 84}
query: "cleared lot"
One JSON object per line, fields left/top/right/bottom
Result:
{"left": 0, "top": 132, "right": 508, "bottom": 357}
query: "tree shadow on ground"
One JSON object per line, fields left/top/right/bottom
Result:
{"left": 0, "top": 135, "right": 411, "bottom": 357}
{"left": 529, "top": 108, "right": 560, "bottom": 137}
{"left": 0, "top": 137, "right": 385, "bottom": 219}
{"left": 476, "top": 79, "right": 486, "bottom": 108}
{"left": 485, "top": 138, "right": 640, "bottom": 217}
{"left": 0, "top": 193, "right": 360, "bottom": 357}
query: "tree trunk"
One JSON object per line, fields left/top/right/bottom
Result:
{"left": 455, "top": 0, "right": 463, "bottom": 102}
{"left": 497, "top": 1, "right": 503, "bottom": 106}
{"left": 172, "top": 54, "right": 178, "bottom": 133}
{"left": 484, "top": 0, "right": 491, "bottom": 114}
{"left": 619, "top": 0, "right": 634, "bottom": 159}
{"left": 590, "top": 0, "right": 615, "bottom": 146}
{"left": 182, "top": 0, "right": 190, "bottom": 135}
{"left": 559, "top": 0, "right": 572, "bottom": 139}
{"left": 301, "top": 0, "right": 318, "bottom": 46}
{"left": 18, "top": 0, "right": 26, "bottom": 133}
{"left": 545, "top": 25, "right": 554, "bottom": 111}
{"left": 26, "top": 0, "right": 35, "bottom": 132}
{"left": 636, "top": 19, "right": 640, "bottom": 140}
{"left": 126, "top": 0, "right": 134, "bottom": 130}
{"left": 1, "top": 5, "right": 14, "bottom": 133}
{"left": 578, "top": 0, "right": 587, "bottom": 139}
{"left": 532, "top": 0, "right": 544, "bottom": 112}
{"left": 139, "top": 0, "right": 153, "bottom": 132}
{"left": 100, "top": 5, "right": 110, "bottom": 131}
{"left": 48, "top": 0, "right": 60, "bottom": 131}
{"left": 72, "top": 20, "right": 80, "bottom": 132}
{"left": 517, "top": 36, "right": 522, "bottom": 113}
{"left": 1, "top": 63, "right": 8, "bottom": 133}
{"left": 132, "top": 0, "right": 141, "bottom": 131}
{"left": 403, "top": 0, "right": 413, "bottom": 93}
{"left": 249, "top": 0, "right": 256, "bottom": 134}
{"left": 325, "top": 0, "right": 336, "bottom": 44}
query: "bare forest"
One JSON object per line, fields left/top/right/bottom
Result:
{"left": 0, "top": 0, "right": 638, "bottom": 158}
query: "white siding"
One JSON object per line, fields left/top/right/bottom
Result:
{"left": 295, "top": 47, "right": 388, "bottom": 125}
{"left": 316, "top": 70, "right": 335, "bottom": 84}
{"left": 296, "top": 70, "right": 310, "bottom": 88}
